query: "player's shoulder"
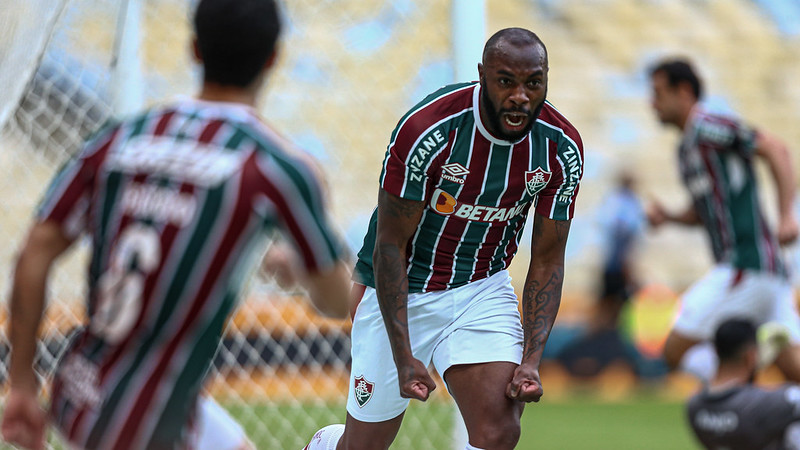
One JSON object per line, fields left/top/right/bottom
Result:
{"left": 694, "top": 109, "right": 742, "bottom": 128}
{"left": 396, "top": 82, "right": 476, "bottom": 130}
{"left": 417, "top": 82, "right": 476, "bottom": 108}
{"left": 771, "top": 383, "right": 800, "bottom": 406}
{"left": 238, "top": 120, "right": 325, "bottom": 189}
{"left": 535, "top": 101, "right": 583, "bottom": 150}
{"left": 692, "top": 109, "right": 749, "bottom": 145}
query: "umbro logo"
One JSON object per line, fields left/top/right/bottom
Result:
{"left": 441, "top": 163, "right": 469, "bottom": 184}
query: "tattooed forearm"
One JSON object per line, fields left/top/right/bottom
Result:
{"left": 372, "top": 190, "right": 425, "bottom": 364}
{"left": 521, "top": 266, "right": 564, "bottom": 361}
{"left": 375, "top": 242, "right": 411, "bottom": 358}
{"left": 522, "top": 215, "right": 570, "bottom": 365}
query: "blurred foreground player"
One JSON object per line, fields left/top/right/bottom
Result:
{"left": 646, "top": 58, "right": 800, "bottom": 381}
{"left": 0, "top": 0, "right": 352, "bottom": 449}
{"left": 687, "top": 318, "right": 800, "bottom": 450}
{"left": 308, "top": 27, "right": 583, "bottom": 450}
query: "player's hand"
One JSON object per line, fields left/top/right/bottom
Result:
{"left": 1, "top": 388, "right": 46, "bottom": 450}
{"left": 261, "top": 242, "right": 301, "bottom": 289}
{"left": 646, "top": 201, "right": 667, "bottom": 228}
{"left": 777, "top": 215, "right": 799, "bottom": 246}
{"left": 396, "top": 357, "right": 436, "bottom": 401}
{"left": 506, "top": 363, "right": 543, "bottom": 403}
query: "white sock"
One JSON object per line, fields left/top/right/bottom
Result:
{"left": 679, "top": 342, "right": 718, "bottom": 383}
{"left": 304, "top": 424, "right": 344, "bottom": 450}
{"left": 465, "top": 444, "right": 485, "bottom": 450}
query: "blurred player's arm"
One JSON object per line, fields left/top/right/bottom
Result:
{"left": 755, "top": 131, "right": 798, "bottom": 245}
{"left": 646, "top": 200, "right": 700, "bottom": 227}
{"left": 507, "top": 213, "right": 570, "bottom": 403}
{"left": 2, "top": 221, "right": 72, "bottom": 450}
{"left": 261, "top": 238, "right": 352, "bottom": 319}
{"left": 8, "top": 221, "right": 72, "bottom": 390}
{"left": 373, "top": 189, "right": 436, "bottom": 401}
{"left": 303, "top": 261, "right": 353, "bottom": 319}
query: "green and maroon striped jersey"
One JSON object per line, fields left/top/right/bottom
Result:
{"left": 354, "top": 82, "right": 584, "bottom": 293}
{"left": 678, "top": 108, "right": 785, "bottom": 276}
{"left": 37, "top": 99, "right": 345, "bottom": 449}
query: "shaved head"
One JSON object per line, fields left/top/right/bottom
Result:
{"left": 482, "top": 28, "right": 547, "bottom": 67}
{"left": 477, "top": 28, "right": 548, "bottom": 141}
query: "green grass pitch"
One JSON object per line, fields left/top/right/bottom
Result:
{"left": 227, "top": 396, "right": 698, "bottom": 449}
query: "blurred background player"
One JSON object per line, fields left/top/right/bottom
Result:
{"left": 594, "top": 170, "right": 646, "bottom": 331}
{"left": 307, "top": 27, "right": 583, "bottom": 450}
{"left": 0, "top": 0, "right": 353, "bottom": 449}
{"left": 556, "top": 170, "right": 647, "bottom": 377}
{"left": 687, "top": 318, "right": 800, "bottom": 449}
{"left": 645, "top": 58, "right": 800, "bottom": 382}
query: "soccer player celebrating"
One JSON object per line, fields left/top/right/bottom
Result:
{"left": 646, "top": 58, "right": 800, "bottom": 382}
{"left": 0, "top": 0, "right": 352, "bottom": 449}
{"left": 687, "top": 318, "right": 800, "bottom": 449}
{"left": 307, "top": 27, "right": 583, "bottom": 450}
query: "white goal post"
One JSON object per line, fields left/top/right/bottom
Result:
{"left": 0, "top": 1, "right": 481, "bottom": 448}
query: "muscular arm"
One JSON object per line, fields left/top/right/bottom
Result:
{"left": 261, "top": 239, "right": 353, "bottom": 319}
{"left": 507, "top": 213, "right": 570, "bottom": 403}
{"left": 303, "top": 262, "right": 353, "bottom": 319}
{"left": 373, "top": 189, "right": 435, "bottom": 400}
{"left": 755, "top": 131, "right": 798, "bottom": 245}
{"left": 9, "top": 222, "right": 72, "bottom": 392}
{"left": 521, "top": 213, "right": 570, "bottom": 366}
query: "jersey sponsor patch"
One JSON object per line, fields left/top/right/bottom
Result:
{"left": 430, "top": 188, "right": 526, "bottom": 223}
{"left": 525, "top": 167, "right": 551, "bottom": 196}
{"left": 354, "top": 375, "right": 375, "bottom": 408}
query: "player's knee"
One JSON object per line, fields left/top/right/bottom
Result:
{"left": 470, "top": 418, "right": 520, "bottom": 450}
{"left": 338, "top": 429, "right": 391, "bottom": 450}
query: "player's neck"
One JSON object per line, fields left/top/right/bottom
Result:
{"left": 676, "top": 102, "right": 697, "bottom": 131}
{"left": 198, "top": 82, "right": 259, "bottom": 107}
{"left": 709, "top": 365, "right": 751, "bottom": 391}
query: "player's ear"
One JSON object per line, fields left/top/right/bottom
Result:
{"left": 745, "top": 344, "right": 759, "bottom": 369}
{"left": 477, "top": 63, "right": 484, "bottom": 81}
{"left": 192, "top": 37, "right": 202, "bottom": 63}
{"left": 264, "top": 46, "right": 279, "bottom": 72}
{"left": 678, "top": 81, "right": 695, "bottom": 101}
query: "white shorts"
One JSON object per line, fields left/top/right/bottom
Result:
{"left": 194, "top": 396, "right": 253, "bottom": 450}
{"left": 346, "top": 270, "right": 523, "bottom": 422}
{"left": 673, "top": 265, "right": 800, "bottom": 341}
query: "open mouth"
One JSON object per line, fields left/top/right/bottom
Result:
{"left": 503, "top": 113, "right": 527, "bottom": 128}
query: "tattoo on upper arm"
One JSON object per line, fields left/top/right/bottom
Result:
{"left": 382, "top": 194, "right": 423, "bottom": 220}
{"left": 531, "top": 215, "right": 571, "bottom": 251}
{"left": 554, "top": 219, "right": 570, "bottom": 243}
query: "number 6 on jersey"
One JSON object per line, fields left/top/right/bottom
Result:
{"left": 93, "top": 224, "right": 161, "bottom": 343}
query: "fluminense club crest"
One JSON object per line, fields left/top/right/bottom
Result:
{"left": 525, "top": 167, "right": 551, "bottom": 196}
{"left": 354, "top": 375, "right": 375, "bottom": 408}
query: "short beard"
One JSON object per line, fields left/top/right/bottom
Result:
{"left": 480, "top": 81, "right": 546, "bottom": 142}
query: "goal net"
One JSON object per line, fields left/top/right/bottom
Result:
{"left": 0, "top": 0, "right": 458, "bottom": 448}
